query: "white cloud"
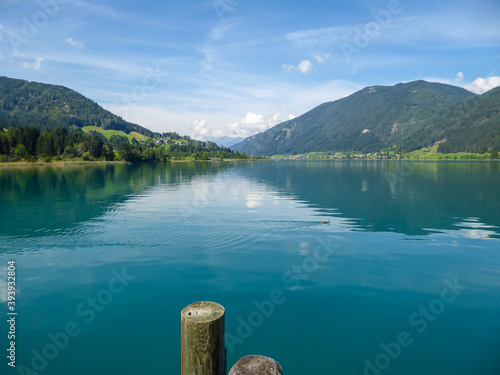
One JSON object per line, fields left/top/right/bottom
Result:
{"left": 192, "top": 119, "right": 209, "bottom": 137}
{"left": 298, "top": 60, "right": 313, "bottom": 74}
{"left": 190, "top": 112, "right": 292, "bottom": 140}
{"left": 314, "top": 53, "right": 330, "bottom": 63}
{"left": 464, "top": 76, "right": 500, "bottom": 94}
{"left": 282, "top": 59, "right": 313, "bottom": 74}
{"left": 65, "top": 37, "right": 85, "bottom": 49}
{"left": 22, "top": 57, "right": 44, "bottom": 70}
{"left": 189, "top": 120, "right": 209, "bottom": 139}
{"left": 422, "top": 74, "right": 500, "bottom": 95}
{"left": 0, "top": 36, "right": 3, "bottom": 41}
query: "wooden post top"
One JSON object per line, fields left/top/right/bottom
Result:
{"left": 181, "top": 301, "right": 225, "bottom": 324}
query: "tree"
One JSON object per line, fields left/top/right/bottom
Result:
{"left": 118, "top": 142, "right": 140, "bottom": 162}
{"left": 6, "top": 127, "right": 18, "bottom": 149}
{"left": 77, "top": 142, "right": 88, "bottom": 156}
{"left": 63, "top": 146, "right": 78, "bottom": 158}
{"left": 15, "top": 144, "right": 27, "bottom": 159}
{"left": 89, "top": 134, "right": 104, "bottom": 158}
{"left": 52, "top": 128, "right": 67, "bottom": 155}
{"left": 37, "top": 131, "right": 56, "bottom": 157}
{"left": 23, "top": 126, "right": 40, "bottom": 156}
{"left": 0, "top": 133, "right": 6, "bottom": 155}
{"left": 491, "top": 149, "right": 499, "bottom": 160}
{"left": 154, "top": 147, "right": 166, "bottom": 162}
{"left": 103, "top": 144, "right": 115, "bottom": 161}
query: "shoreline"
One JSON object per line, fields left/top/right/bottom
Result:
{"left": 2, "top": 158, "right": 496, "bottom": 168}
{"left": 0, "top": 159, "right": 246, "bottom": 168}
{"left": 0, "top": 160, "right": 128, "bottom": 168}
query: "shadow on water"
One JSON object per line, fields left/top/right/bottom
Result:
{"left": 241, "top": 160, "right": 500, "bottom": 236}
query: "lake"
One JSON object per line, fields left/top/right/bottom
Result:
{"left": 1, "top": 160, "right": 499, "bottom": 375}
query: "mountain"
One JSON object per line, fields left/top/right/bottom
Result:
{"left": 231, "top": 80, "right": 499, "bottom": 155}
{"left": 435, "top": 86, "right": 500, "bottom": 153}
{"left": 0, "top": 76, "right": 155, "bottom": 137}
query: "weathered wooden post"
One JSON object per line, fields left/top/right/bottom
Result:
{"left": 181, "top": 301, "right": 226, "bottom": 375}
{"left": 229, "top": 355, "right": 283, "bottom": 375}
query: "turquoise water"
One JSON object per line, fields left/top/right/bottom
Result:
{"left": 1, "top": 161, "right": 499, "bottom": 374}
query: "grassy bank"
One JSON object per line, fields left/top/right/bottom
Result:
{"left": 403, "top": 146, "right": 491, "bottom": 160}
{"left": 82, "top": 126, "right": 150, "bottom": 142}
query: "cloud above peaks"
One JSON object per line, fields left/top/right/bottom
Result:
{"left": 190, "top": 112, "right": 295, "bottom": 140}
{"left": 192, "top": 119, "right": 209, "bottom": 137}
{"left": 424, "top": 73, "right": 500, "bottom": 95}
{"left": 465, "top": 75, "right": 500, "bottom": 94}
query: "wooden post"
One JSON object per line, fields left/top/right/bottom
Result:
{"left": 229, "top": 355, "right": 283, "bottom": 375}
{"left": 181, "top": 301, "right": 226, "bottom": 375}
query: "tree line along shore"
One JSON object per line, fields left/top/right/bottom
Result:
{"left": 0, "top": 126, "right": 254, "bottom": 164}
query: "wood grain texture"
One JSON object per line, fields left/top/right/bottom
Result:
{"left": 181, "top": 301, "right": 226, "bottom": 375}
{"left": 229, "top": 355, "right": 283, "bottom": 375}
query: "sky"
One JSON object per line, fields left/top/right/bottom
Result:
{"left": 1, "top": 0, "right": 499, "bottom": 141}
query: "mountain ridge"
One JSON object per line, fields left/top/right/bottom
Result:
{"left": 0, "top": 76, "right": 156, "bottom": 137}
{"left": 232, "top": 80, "right": 499, "bottom": 155}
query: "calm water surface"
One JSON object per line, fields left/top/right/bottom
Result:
{"left": 0, "top": 161, "right": 499, "bottom": 375}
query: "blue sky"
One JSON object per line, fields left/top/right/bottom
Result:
{"left": 1, "top": 0, "right": 499, "bottom": 140}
